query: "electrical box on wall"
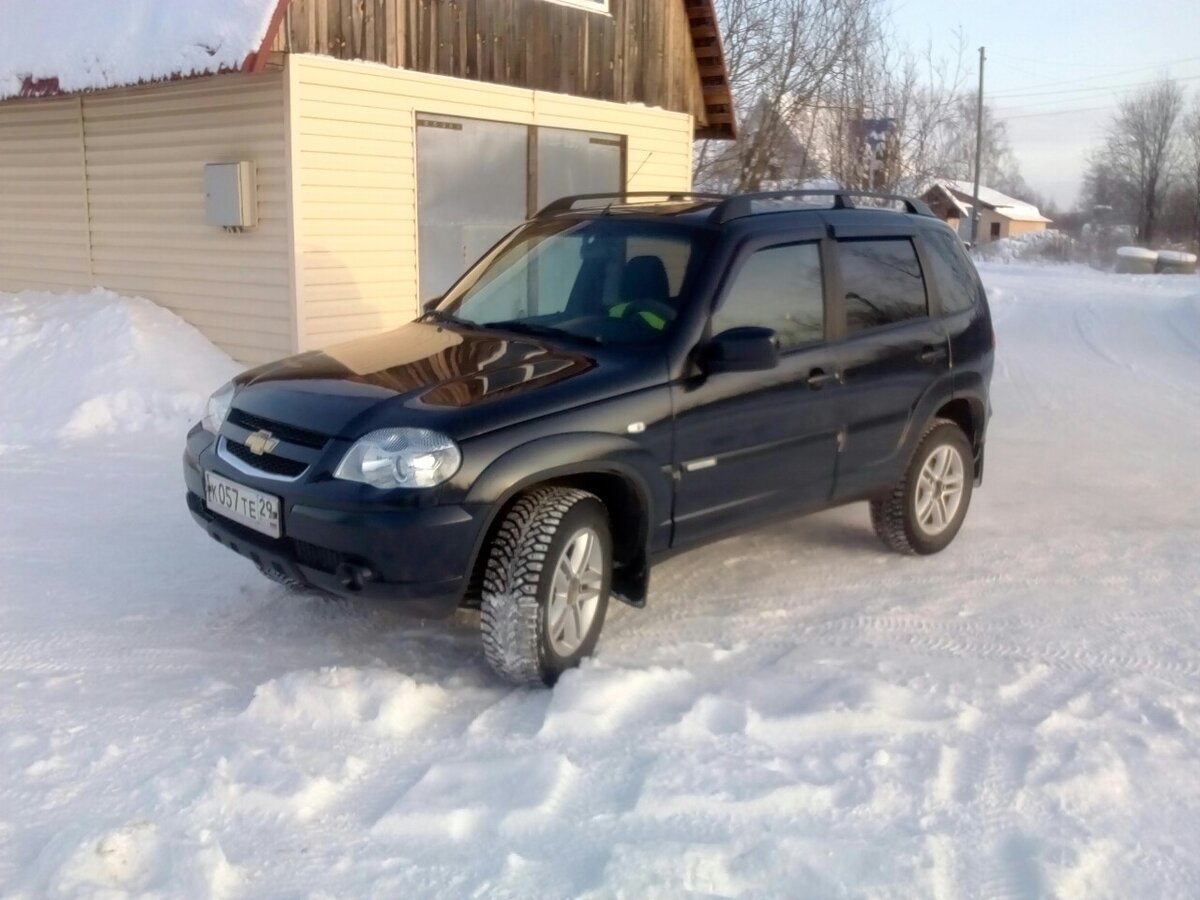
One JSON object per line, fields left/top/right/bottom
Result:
{"left": 204, "top": 162, "right": 257, "bottom": 229}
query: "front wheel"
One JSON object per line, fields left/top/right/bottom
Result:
{"left": 870, "top": 419, "right": 974, "bottom": 555}
{"left": 480, "top": 487, "right": 611, "bottom": 686}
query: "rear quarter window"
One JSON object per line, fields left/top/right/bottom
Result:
{"left": 838, "top": 238, "right": 927, "bottom": 333}
{"left": 923, "top": 229, "right": 980, "bottom": 314}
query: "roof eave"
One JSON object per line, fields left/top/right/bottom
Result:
{"left": 686, "top": 0, "right": 737, "bottom": 140}
{"left": 8, "top": 0, "right": 290, "bottom": 103}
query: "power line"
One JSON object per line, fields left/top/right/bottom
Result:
{"left": 988, "top": 56, "right": 1200, "bottom": 96}
{"left": 998, "top": 104, "right": 1115, "bottom": 121}
{"left": 988, "top": 71, "right": 1200, "bottom": 101}
{"left": 990, "top": 51, "right": 1200, "bottom": 71}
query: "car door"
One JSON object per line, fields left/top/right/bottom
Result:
{"left": 670, "top": 233, "right": 843, "bottom": 547}
{"left": 826, "top": 225, "right": 951, "bottom": 500}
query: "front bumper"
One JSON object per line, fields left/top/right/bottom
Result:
{"left": 183, "top": 428, "right": 487, "bottom": 618}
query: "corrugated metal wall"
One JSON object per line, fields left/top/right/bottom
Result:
{"left": 0, "top": 73, "right": 292, "bottom": 365}
{"left": 288, "top": 53, "right": 694, "bottom": 351}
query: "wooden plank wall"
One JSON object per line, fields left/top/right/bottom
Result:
{"left": 281, "top": 0, "right": 707, "bottom": 128}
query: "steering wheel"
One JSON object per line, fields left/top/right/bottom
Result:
{"left": 607, "top": 298, "right": 676, "bottom": 332}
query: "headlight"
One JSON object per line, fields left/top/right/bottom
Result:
{"left": 333, "top": 428, "right": 462, "bottom": 489}
{"left": 202, "top": 382, "right": 235, "bottom": 433}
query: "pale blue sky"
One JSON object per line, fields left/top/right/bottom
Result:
{"left": 888, "top": 0, "right": 1200, "bottom": 209}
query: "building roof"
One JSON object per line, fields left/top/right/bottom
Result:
{"left": 0, "top": 0, "right": 736, "bottom": 138}
{"left": 0, "top": 0, "right": 285, "bottom": 100}
{"left": 932, "top": 180, "right": 1052, "bottom": 224}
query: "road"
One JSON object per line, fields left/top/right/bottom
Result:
{"left": 1, "top": 265, "right": 1198, "bottom": 898}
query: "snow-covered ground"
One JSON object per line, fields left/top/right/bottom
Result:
{"left": 2, "top": 266, "right": 1199, "bottom": 898}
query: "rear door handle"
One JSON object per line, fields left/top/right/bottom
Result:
{"left": 806, "top": 369, "right": 841, "bottom": 389}
{"left": 918, "top": 345, "right": 947, "bottom": 364}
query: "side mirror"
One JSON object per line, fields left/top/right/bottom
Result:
{"left": 702, "top": 326, "right": 779, "bottom": 374}
{"left": 421, "top": 296, "right": 443, "bottom": 313}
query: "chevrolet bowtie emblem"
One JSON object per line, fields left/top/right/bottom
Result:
{"left": 244, "top": 429, "right": 280, "bottom": 455}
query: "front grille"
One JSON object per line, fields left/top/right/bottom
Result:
{"left": 294, "top": 540, "right": 341, "bottom": 574}
{"left": 223, "top": 438, "right": 308, "bottom": 477}
{"left": 227, "top": 408, "right": 328, "bottom": 449}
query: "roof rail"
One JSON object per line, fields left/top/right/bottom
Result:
{"left": 536, "top": 192, "right": 729, "bottom": 218}
{"left": 710, "top": 190, "right": 935, "bottom": 224}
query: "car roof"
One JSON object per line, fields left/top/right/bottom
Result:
{"left": 538, "top": 191, "right": 940, "bottom": 236}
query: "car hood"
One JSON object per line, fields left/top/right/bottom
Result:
{"left": 230, "top": 321, "right": 658, "bottom": 439}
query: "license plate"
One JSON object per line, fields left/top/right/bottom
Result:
{"left": 204, "top": 471, "right": 281, "bottom": 538}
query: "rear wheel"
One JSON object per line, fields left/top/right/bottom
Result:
{"left": 870, "top": 419, "right": 974, "bottom": 555}
{"left": 480, "top": 487, "right": 611, "bottom": 686}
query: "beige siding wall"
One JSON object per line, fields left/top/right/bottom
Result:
{"left": 0, "top": 97, "right": 92, "bottom": 289}
{"left": 288, "top": 54, "right": 694, "bottom": 351}
{"left": 2, "top": 59, "right": 695, "bottom": 361}
{"left": 1004, "top": 219, "right": 1047, "bottom": 240}
{"left": 0, "top": 73, "right": 292, "bottom": 365}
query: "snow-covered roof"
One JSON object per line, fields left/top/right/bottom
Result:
{"left": 937, "top": 180, "right": 1052, "bottom": 224}
{"left": 0, "top": 0, "right": 285, "bottom": 101}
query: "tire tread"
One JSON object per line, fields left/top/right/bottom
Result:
{"left": 870, "top": 417, "right": 965, "bottom": 555}
{"left": 480, "top": 486, "right": 595, "bottom": 685}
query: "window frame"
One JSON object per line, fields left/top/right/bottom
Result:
{"left": 707, "top": 229, "right": 833, "bottom": 354}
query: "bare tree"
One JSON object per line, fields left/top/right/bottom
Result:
{"left": 695, "top": 5, "right": 1030, "bottom": 202}
{"left": 934, "top": 95, "right": 1026, "bottom": 195}
{"left": 1183, "top": 96, "right": 1200, "bottom": 250}
{"left": 694, "top": 0, "right": 881, "bottom": 192}
{"left": 1100, "top": 78, "right": 1185, "bottom": 244}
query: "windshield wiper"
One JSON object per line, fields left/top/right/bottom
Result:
{"left": 486, "top": 320, "right": 601, "bottom": 346}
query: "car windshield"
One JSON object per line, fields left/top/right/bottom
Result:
{"left": 431, "top": 217, "right": 712, "bottom": 346}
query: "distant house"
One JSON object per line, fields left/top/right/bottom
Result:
{"left": 921, "top": 181, "right": 1052, "bottom": 244}
{"left": 0, "top": 0, "right": 736, "bottom": 364}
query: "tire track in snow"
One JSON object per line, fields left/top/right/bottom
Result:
{"left": 797, "top": 614, "right": 1200, "bottom": 684}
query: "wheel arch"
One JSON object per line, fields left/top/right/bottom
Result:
{"left": 463, "top": 434, "right": 666, "bottom": 609}
{"left": 933, "top": 393, "right": 988, "bottom": 479}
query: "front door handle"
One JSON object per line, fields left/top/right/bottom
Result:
{"left": 806, "top": 368, "right": 841, "bottom": 389}
{"left": 918, "top": 345, "right": 947, "bottom": 364}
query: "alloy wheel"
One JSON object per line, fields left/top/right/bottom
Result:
{"left": 914, "top": 444, "right": 966, "bottom": 536}
{"left": 546, "top": 526, "right": 605, "bottom": 657}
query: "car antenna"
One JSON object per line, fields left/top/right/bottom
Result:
{"left": 603, "top": 152, "right": 656, "bottom": 215}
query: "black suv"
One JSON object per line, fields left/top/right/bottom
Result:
{"left": 184, "top": 190, "right": 993, "bottom": 685}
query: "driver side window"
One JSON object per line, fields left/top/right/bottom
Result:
{"left": 712, "top": 242, "right": 825, "bottom": 350}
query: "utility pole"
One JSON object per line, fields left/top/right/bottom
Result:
{"left": 971, "top": 46, "right": 986, "bottom": 244}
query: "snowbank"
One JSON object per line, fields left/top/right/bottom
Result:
{"left": 3, "top": 266, "right": 1200, "bottom": 896}
{"left": 0, "top": 0, "right": 279, "bottom": 100}
{"left": 0, "top": 288, "right": 240, "bottom": 443}
{"left": 972, "top": 230, "right": 1080, "bottom": 264}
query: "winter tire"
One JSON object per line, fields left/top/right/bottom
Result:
{"left": 870, "top": 418, "right": 974, "bottom": 555}
{"left": 480, "top": 486, "right": 611, "bottom": 686}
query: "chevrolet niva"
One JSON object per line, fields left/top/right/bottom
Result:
{"left": 184, "top": 190, "right": 994, "bottom": 685}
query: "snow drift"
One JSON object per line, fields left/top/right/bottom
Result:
{"left": 2, "top": 269, "right": 1200, "bottom": 896}
{"left": 0, "top": 0, "right": 280, "bottom": 100}
{"left": 0, "top": 288, "right": 239, "bottom": 443}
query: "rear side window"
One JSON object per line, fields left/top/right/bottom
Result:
{"left": 923, "top": 229, "right": 979, "bottom": 313}
{"left": 838, "top": 238, "right": 927, "bottom": 333}
{"left": 713, "top": 242, "right": 824, "bottom": 350}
